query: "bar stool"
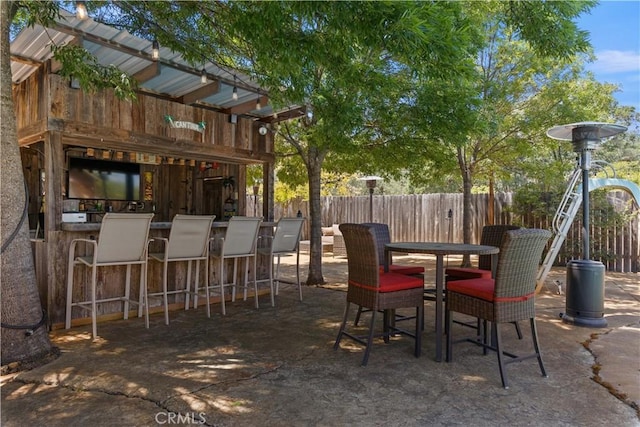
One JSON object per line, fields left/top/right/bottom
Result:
{"left": 146, "top": 214, "right": 215, "bottom": 325}
{"left": 257, "top": 217, "right": 305, "bottom": 301}
{"left": 195, "top": 216, "right": 262, "bottom": 316}
{"left": 65, "top": 213, "right": 154, "bottom": 339}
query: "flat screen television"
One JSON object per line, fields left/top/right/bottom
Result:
{"left": 67, "top": 157, "right": 140, "bottom": 201}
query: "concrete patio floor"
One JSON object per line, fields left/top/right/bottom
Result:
{"left": 2, "top": 253, "right": 639, "bottom": 426}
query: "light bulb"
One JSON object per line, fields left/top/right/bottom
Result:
{"left": 76, "top": 1, "right": 88, "bottom": 20}
{"left": 232, "top": 86, "right": 238, "bottom": 100}
{"left": 200, "top": 68, "right": 207, "bottom": 84}
{"left": 152, "top": 40, "right": 159, "bottom": 61}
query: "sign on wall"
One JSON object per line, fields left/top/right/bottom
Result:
{"left": 164, "top": 115, "right": 206, "bottom": 133}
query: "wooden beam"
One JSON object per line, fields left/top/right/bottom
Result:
{"left": 133, "top": 62, "right": 160, "bottom": 83}
{"left": 180, "top": 81, "right": 220, "bottom": 105}
{"left": 222, "top": 95, "right": 269, "bottom": 115}
{"left": 55, "top": 119, "right": 275, "bottom": 163}
{"left": 261, "top": 106, "right": 307, "bottom": 124}
{"left": 10, "top": 54, "right": 42, "bottom": 67}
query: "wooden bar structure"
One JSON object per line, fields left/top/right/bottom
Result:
{"left": 11, "top": 13, "right": 303, "bottom": 329}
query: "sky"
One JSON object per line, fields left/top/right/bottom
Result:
{"left": 577, "top": 0, "right": 640, "bottom": 112}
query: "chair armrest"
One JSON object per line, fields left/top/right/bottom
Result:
{"left": 209, "top": 236, "right": 224, "bottom": 252}
{"left": 69, "top": 238, "right": 98, "bottom": 263}
{"left": 149, "top": 237, "right": 168, "bottom": 255}
{"left": 257, "top": 234, "right": 274, "bottom": 249}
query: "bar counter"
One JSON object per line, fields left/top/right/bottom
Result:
{"left": 60, "top": 220, "right": 277, "bottom": 231}
{"left": 42, "top": 220, "right": 277, "bottom": 329}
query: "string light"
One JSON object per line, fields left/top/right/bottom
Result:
{"left": 256, "top": 96, "right": 261, "bottom": 110}
{"left": 75, "top": 1, "right": 88, "bottom": 20}
{"left": 232, "top": 75, "right": 238, "bottom": 100}
{"left": 151, "top": 39, "right": 159, "bottom": 61}
{"left": 200, "top": 68, "right": 207, "bottom": 84}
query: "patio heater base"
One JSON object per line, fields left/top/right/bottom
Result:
{"left": 561, "top": 259, "right": 607, "bottom": 328}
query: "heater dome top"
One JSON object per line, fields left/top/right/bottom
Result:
{"left": 546, "top": 122, "right": 627, "bottom": 142}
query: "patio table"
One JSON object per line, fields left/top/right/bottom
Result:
{"left": 384, "top": 242, "right": 499, "bottom": 362}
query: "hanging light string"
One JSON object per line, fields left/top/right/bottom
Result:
{"left": 73, "top": 1, "right": 275, "bottom": 107}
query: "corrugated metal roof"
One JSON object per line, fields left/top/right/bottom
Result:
{"left": 10, "top": 8, "right": 304, "bottom": 122}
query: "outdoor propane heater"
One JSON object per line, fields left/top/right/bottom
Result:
{"left": 546, "top": 122, "right": 627, "bottom": 327}
{"left": 359, "top": 175, "right": 382, "bottom": 222}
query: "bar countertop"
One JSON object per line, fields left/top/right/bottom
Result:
{"left": 60, "top": 220, "right": 276, "bottom": 232}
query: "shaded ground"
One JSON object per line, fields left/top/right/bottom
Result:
{"left": 2, "top": 253, "right": 638, "bottom": 426}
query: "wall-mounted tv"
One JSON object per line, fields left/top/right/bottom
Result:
{"left": 67, "top": 157, "right": 140, "bottom": 201}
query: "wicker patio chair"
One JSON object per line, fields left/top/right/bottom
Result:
{"left": 443, "top": 224, "right": 523, "bottom": 338}
{"left": 354, "top": 222, "right": 425, "bottom": 326}
{"left": 334, "top": 223, "right": 424, "bottom": 366}
{"left": 445, "top": 224, "right": 520, "bottom": 281}
{"left": 445, "top": 228, "right": 552, "bottom": 389}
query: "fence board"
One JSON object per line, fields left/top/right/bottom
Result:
{"left": 257, "top": 191, "right": 639, "bottom": 273}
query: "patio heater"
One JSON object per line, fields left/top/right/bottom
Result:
{"left": 359, "top": 176, "right": 382, "bottom": 222}
{"left": 546, "top": 122, "right": 626, "bottom": 328}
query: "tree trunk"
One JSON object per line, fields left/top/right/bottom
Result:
{"left": 1, "top": 1, "right": 57, "bottom": 371}
{"left": 458, "top": 147, "right": 473, "bottom": 267}
{"left": 488, "top": 174, "right": 495, "bottom": 225}
{"left": 304, "top": 146, "right": 325, "bottom": 285}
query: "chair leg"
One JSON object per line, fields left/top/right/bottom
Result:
{"left": 513, "top": 321, "right": 523, "bottom": 339}
{"left": 142, "top": 266, "right": 149, "bottom": 329}
{"left": 201, "top": 259, "right": 211, "bottom": 318}
{"left": 333, "top": 302, "right": 351, "bottom": 350}
{"left": 230, "top": 259, "right": 237, "bottom": 302}
{"left": 494, "top": 323, "right": 509, "bottom": 389}
{"left": 220, "top": 258, "right": 227, "bottom": 316}
{"left": 415, "top": 304, "right": 423, "bottom": 358}
{"left": 296, "top": 251, "right": 302, "bottom": 302}
{"left": 138, "top": 267, "right": 145, "bottom": 319}
{"left": 268, "top": 258, "right": 275, "bottom": 307}
{"left": 383, "top": 310, "right": 390, "bottom": 343}
{"left": 90, "top": 265, "right": 98, "bottom": 339}
{"left": 252, "top": 255, "right": 260, "bottom": 309}
{"left": 445, "top": 305, "right": 453, "bottom": 362}
{"left": 123, "top": 264, "right": 132, "bottom": 320}
{"left": 483, "top": 320, "right": 489, "bottom": 355}
{"left": 185, "top": 260, "right": 194, "bottom": 311}
{"left": 274, "top": 255, "right": 280, "bottom": 296}
{"left": 354, "top": 305, "right": 364, "bottom": 326}
{"left": 361, "top": 310, "right": 377, "bottom": 366}
{"left": 65, "top": 261, "right": 75, "bottom": 330}
{"left": 162, "top": 261, "right": 169, "bottom": 325}
{"left": 530, "top": 318, "right": 548, "bottom": 378}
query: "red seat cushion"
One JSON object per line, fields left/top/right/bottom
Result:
{"left": 350, "top": 272, "right": 423, "bottom": 293}
{"left": 447, "top": 278, "right": 495, "bottom": 302}
{"left": 379, "top": 264, "right": 425, "bottom": 276}
{"left": 445, "top": 267, "right": 492, "bottom": 280}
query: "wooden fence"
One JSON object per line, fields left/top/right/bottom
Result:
{"left": 249, "top": 191, "right": 639, "bottom": 273}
